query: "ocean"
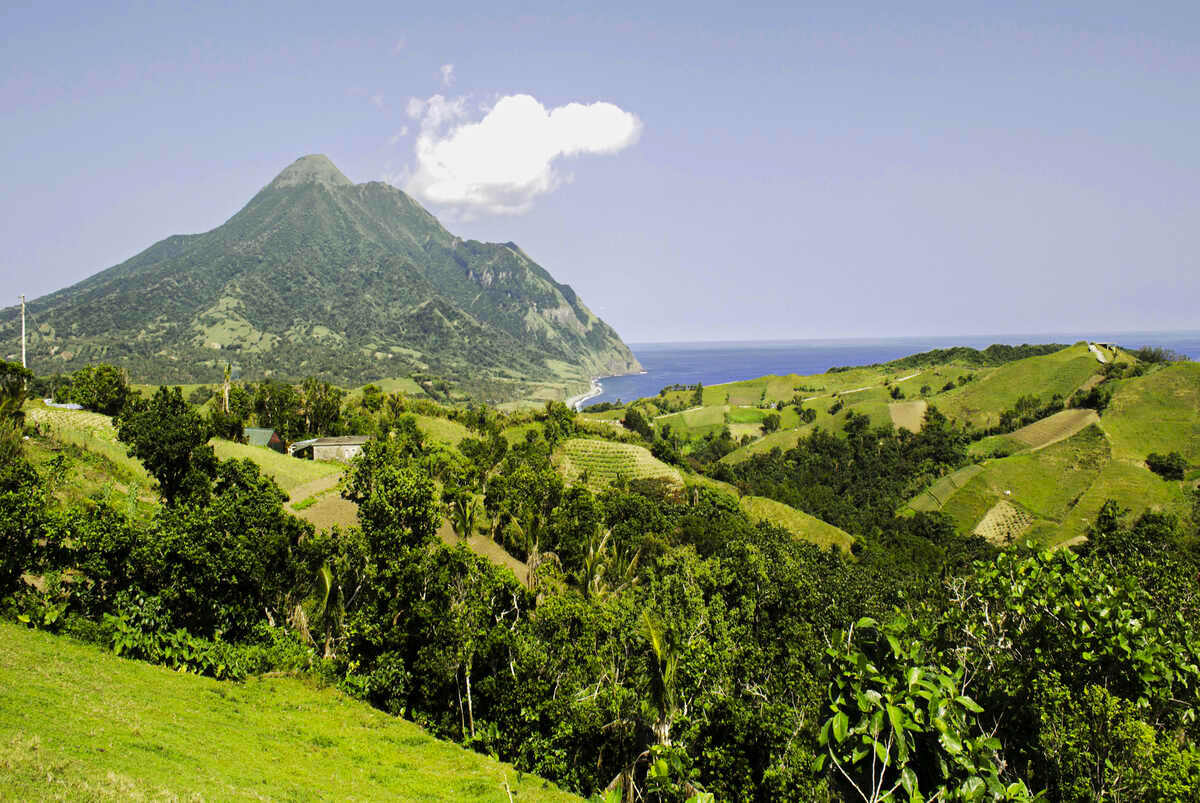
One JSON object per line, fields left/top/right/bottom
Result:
{"left": 583, "top": 331, "right": 1200, "bottom": 408}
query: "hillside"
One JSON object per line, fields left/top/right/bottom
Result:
{"left": 0, "top": 624, "right": 577, "bottom": 801}
{"left": 0, "top": 155, "right": 640, "bottom": 397}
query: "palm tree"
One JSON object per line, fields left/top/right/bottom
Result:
{"left": 576, "top": 528, "right": 640, "bottom": 599}
{"left": 448, "top": 492, "right": 481, "bottom": 540}
{"left": 641, "top": 611, "right": 680, "bottom": 748}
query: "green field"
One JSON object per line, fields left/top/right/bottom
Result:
{"left": 739, "top": 495, "right": 855, "bottom": 551}
{"left": 936, "top": 344, "right": 1100, "bottom": 429}
{"left": 556, "top": 438, "right": 682, "bottom": 491}
{"left": 413, "top": 413, "right": 472, "bottom": 448}
{"left": 0, "top": 624, "right": 576, "bottom": 801}
{"left": 1053, "top": 460, "right": 1194, "bottom": 547}
{"left": 1102, "top": 362, "right": 1200, "bottom": 463}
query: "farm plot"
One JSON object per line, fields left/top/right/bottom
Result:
{"left": 888, "top": 401, "right": 927, "bottom": 433}
{"left": 1052, "top": 460, "right": 1194, "bottom": 547}
{"left": 1009, "top": 408, "right": 1098, "bottom": 451}
{"left": 973, "top": 501, "right": 1034, "bottom": 545}
{"left": 25, "top": 404, "right": 150, "bottom": 483}
{"left": 556, "top": 439, "right": 682, "bottom": 491}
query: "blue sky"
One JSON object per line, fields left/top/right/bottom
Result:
{"left": 3, "top": 1, "right": 1197, "bottom": 342}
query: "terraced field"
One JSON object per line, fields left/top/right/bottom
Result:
{"left": 1009, "top": 408, "right": 1099, "bottom": 451}
{"left": 906, "top": 464, "right": 984, "bottom": 513}
{"left": 26, "top": 403, "right": 150, "bottom": 483}
{"left": 739, "top": 495, "right": 855, "bottom": 551}
{"left": 556, "top": 438, "right": 682, "bottom": 491}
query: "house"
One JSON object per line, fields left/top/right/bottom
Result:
{"left": 290, "top": 435, "right": 370, "bottom": 462}
{"left": 244, "top": 427, "right": 286, "bottom": 453}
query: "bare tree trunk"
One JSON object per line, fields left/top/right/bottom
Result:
{"left": 465, "top": 656, "right": 475, "bottom": 739}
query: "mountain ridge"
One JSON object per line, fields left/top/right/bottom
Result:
{"left": 1, "top": 155, "right": 641, "bottom": 397}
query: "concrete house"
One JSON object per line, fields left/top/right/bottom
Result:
{"left": 290, "top": 435, "right": 370, "bottom": 462}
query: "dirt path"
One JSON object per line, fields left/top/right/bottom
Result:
{"left": 1088, "top": 342, "right": 1109, "bottom": 363}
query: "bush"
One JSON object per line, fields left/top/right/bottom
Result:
{"left": 1146, "top": 452, "right": 1187, "bottom": 480}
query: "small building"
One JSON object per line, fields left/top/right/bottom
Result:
{"left": 290, "top": 435, "right": 370, "bottom": 462}
{"left": 245, "top": 427, "right": 286, "bottom": 453}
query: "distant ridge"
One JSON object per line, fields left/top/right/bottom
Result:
{"left": 0, "top": 155, "right": 642, "bottom": 394}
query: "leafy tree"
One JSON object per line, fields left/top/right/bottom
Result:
{"left": 762, "top": 412, "right": 781, "bottom": 433}
{"left": 623, "top": 407, "right": 654, "bottom": 440}
{"left": 0, "top": 456, "right": 45, "bottom": 595}
{"left": 253, "top": 379, "right": 302, "bottom": 440}
{"left": 117, "top": 386, "right": 217, "bottom": 506}
{"left": 70, "top": 363, "right": 131, "bottom": 415}
{"left": 301, "top": 376, "right": 345, "bottom": 436}
{"left": 0, "top": 359, "right": 33, "bottom": 427}
{"left": 1146, "top": 451, "right": 1187, "bottom": 480}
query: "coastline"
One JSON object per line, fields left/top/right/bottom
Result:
{"left": 566, "top": 378, "right": 603, "bottom": 411}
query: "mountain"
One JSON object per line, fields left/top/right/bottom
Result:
{"left": 1, "top": 155, "right": 641, "bottom": 396}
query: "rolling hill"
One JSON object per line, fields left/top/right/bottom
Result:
{"left": 0, "top": 155, "right": 640, "bottom": 396}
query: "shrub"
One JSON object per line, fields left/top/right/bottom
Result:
{"left": 1146, "top": 452, "right": 1187, "bottom": 480}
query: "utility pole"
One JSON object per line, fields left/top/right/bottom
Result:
{"left": 20, "top": 294, "right": 26, "bottom": 369}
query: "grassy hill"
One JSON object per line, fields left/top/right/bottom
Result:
{"left": 739, "top": 495, "right": 855, "bottom": 551}
{"left": 0, "top": 624, "right": 577, "bottom": 801}
{"left": 1102, "top": 361, "right": 1200, "bottom": 463}
{"left": 935, "top": 344, "right": 1101, "bottom": 429}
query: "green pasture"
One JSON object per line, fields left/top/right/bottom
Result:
{"left": 1053, "top": 460, "right": 1194, "bottom": 547}
{"left": 1102, "top": 362, "right": 1200, "bottom": 463}
{"left": 0, "top": 624, "right": 576, "bottom": 802}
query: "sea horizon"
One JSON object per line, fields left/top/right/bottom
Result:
{"left": 584, "top": 329, "right": 1200, "bottom": 408}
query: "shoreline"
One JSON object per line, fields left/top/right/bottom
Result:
{"left": 566, "top": 378, "right": 603, "bottom": 411}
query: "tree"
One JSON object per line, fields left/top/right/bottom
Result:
{"left": 253, "top": 379, "right": 302, "bottom": 440}
{"left": 117, "top": 386, "right": 216, "bottom": 506}
{"left": 301, "top": 376, "right": 345, "bottom": 436}
{"left": 0, "top": 359, "right": 32, "bottom": 428}
{"left": 623, "top": 407, "right": 654, "bottom": 440}
{"left": 70, "top": 363, "right": 131, "bottom": 415}
{"left": 448, "top": 491, "right": 481, "bottom": 540}
{"left": 1146, "top": 452, "right": 1187, "bottom": 480}
{"left": 762, "top": 412, "right": 781, "bottom": 433}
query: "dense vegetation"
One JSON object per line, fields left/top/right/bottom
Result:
{"left": 3, "top": 349, "right": 1199, "bottom": 801}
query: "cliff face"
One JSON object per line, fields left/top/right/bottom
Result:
{"left": 2, "top": 155, "right": 642, "bottom": 389}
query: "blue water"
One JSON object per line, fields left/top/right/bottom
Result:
{"left": 585, "top": 331, "right": 1200, "bottom": 408}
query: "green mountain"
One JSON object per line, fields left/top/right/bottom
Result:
{"left": 1, "top": 155, "right": 641, "bottom": 393}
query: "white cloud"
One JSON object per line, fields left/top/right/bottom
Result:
{"left": 387, "top": 126, "right": 410, "bottom": 146}
{"left": 440, "top": 63, "right": 455, "bottom": 87}
{"left": 370, "top": 93, "right": 385, "bottom": 110}
{"left": 403, "top": 93, "right": 642, "bottom": 215}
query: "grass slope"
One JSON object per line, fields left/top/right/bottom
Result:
{"left": 937, "top": 344, "right": 1099, "bottom": 429}
{"left": 212, "top": 440, "right": 343, "bottom": 495}
{"left": 940, "top": 425, "right": 1111, "bottom": 537}
{"left": 1103, "top": 362, "right": 1200, "bottom": 463}
{"left": 0, "top": 624, "right": 577, "bottom": 801}
{"left": 739, "top": 496, "right": 855, "bottom": 551}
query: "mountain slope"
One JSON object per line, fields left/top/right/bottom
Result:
{"left": 1, "top": 155, "right": 641, "bottom": 392}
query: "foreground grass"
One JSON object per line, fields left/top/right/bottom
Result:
{"left": 0, "top": 624, "right": 578, "bottom": 802}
